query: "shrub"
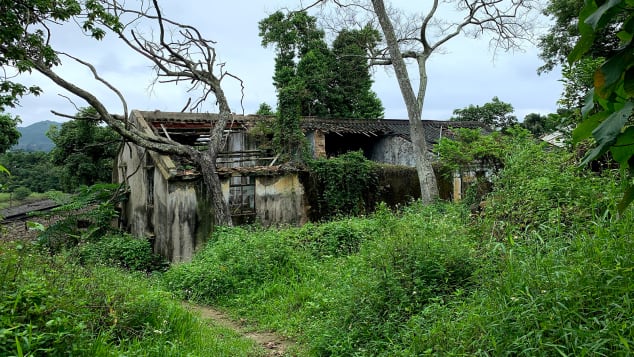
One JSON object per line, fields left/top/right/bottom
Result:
{"left": 75, "top": 234, "right": 167, "bottom": 272}
{"left": 307, "top": 203, "right": 477, "bottom": 355}
{"left": 482, "top": 137, "right": 619, "bottom": 234}
{"left": 13, "top": 186, "right": 31, "bottom": 200}
{"left": 163, "top": 226, "right": 312, "bottom": 303}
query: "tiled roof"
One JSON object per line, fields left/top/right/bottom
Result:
{"left": 135, "top": 110, "right": 487, "bottom": 145}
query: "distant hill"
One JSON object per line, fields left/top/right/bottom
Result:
{"left": 12, "top": 121, "right": 60, "bottom": 152}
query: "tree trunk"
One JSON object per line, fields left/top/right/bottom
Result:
{"left": 371, "top": 0, "right": 439, "bottom": 203}
{"left": 196, "top": 150, "right": 233, "bottom": 227}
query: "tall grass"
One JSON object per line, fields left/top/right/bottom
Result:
{"left": 0, "top": 241, "right": 263, "bottom": 356}
{"left": 163, "top": 137, "right": 634, "bottom": 356}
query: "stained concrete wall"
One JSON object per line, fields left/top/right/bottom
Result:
{"left": 370, "top": 136, "right": 416, "bottom": 167}
{"left": 253, "top": 174, "right": 308, "bottom": 226}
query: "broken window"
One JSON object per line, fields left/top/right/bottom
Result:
{"left": 228, "top": 175, "right": 255, "bottom": 224}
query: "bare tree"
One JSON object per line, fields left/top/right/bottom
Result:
{"left": 316, "top": 0, "right": 536, "bottom": 203}
{"left": 30, "top": 0, "right": 236, "bottom": 225}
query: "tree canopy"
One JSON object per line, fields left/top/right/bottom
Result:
{"left": 0, "top": 111, "right": 21, "bottom": 153}
{"left": 259, "top": 11, "right": 384, "bottom": 119}
{"left": 537, "top": 0, "right": 620, "bottom": 73}
{"left": 47, "top": 107, "right": 119, "bottom": 192}
{"left": 450, "top": 97, "right": 518, "bottom": 130}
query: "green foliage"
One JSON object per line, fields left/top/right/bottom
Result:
{"left": 259, "top": 11, "right": 383, "bottom": 119}
{"left": 434, "top": 127, "right": 521, "bottom": 174}
{"left": 537, "top": 0, "right": 620, "bottom": 73}
{"left": 0, "top": 151, "right": 61, "bottom": 193}
{"left": 451, "top": 96, "right": 518, "bottom": 130}
{"left": 307, "top": 150, "right": 378, "bottom": 218}
{"left": 307, "top": 204, "right": 476, "bottom": 355}
{"left": 47, "top": 108, "right": 119, "bottom": 192}
{"left": 74, "top": 234, "right": 167, "bottom": 272}
{"left": 569, "top": 0, "right": 634, "bottom": 211}
{"left": 12, "top": 186, "right": 31, "bottom": 200}
{"left": 0, "top": 241, "right": 259, "bottom": 356}
{"left": 255, "top": 102, "right": 275, "bottom": 115}
{"left": 0, "top": 110, "right": 21, "bottom": 153}
{"left": 37, "top": 183, "right": 123, "bottom": 254}
{"left": 0, "top": 1, "right": 121, "bottom": 110}
{"left": 163, "top": 226, "right": 311, "bottom": 303}
{"left": 521, "top": 112, "right": 561, "bottom": 137}
{"left": 484, "top": 135, "right": 618, "bottom": 232}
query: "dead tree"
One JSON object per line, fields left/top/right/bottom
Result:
{"left": 31, "top": 0, "right": 237, "bottom": 226}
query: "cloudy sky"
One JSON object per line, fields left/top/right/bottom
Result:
{"left": 11, "top": 0, "right": 562, "bottom": 126}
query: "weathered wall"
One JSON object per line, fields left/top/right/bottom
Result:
{"left": 115, "top": 143, "right": 150, "bottom": 238}
{"left": 254, "top": 174, "right": 308, "bottom": 226}
{"left": 370, "top": 136, "right": 416, "bottom": 167}
{"left": 157, "top": 180, "right": 211, "bottom": 262}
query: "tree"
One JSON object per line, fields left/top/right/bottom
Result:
{"left": 48, "top": 107, "right": 119, "bottom": 192}
{"left": 259, "top": 11, "right": 383, "bottom": 119}
{"left": 0, "top": 151, "right": 60, "bottom": 193}
{"left": 2, "top": 0, "right": 244, "bottom": 225}
{"left": 521, "top": 112, "right": 560, "bottom": 137}
{"left": 537, "top": 0, "right": 620, "bottom": 73}
{"left": 0, "top": 111, "right": 21, "bottom": 153}
{"left": 318, "top": 0, "right": 536, "bottom": 203}
{"left": 451, "top": 97, "right": 518, "bottom": 130}
{"left": 569, "top": 0, "right": 634, "bottom": 211}
{"left": 256, "top": 103, "right": 275, "bottom": 116}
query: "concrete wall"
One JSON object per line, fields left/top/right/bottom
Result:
{"left": 253, "top": 174, "right": 308, "bottom": 226}
{"left": 370, "top": 136, "right": 416, "bottom": 167}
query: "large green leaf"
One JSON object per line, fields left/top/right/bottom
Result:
{"left": 568, "top": 0, "right": 599, "bottom": 63}
{"left": 595, "top": 48, "right": 634, "bottom": 98}
{"left": 581, "top": 101, "right": 634, "bottom": 165}
{"left": 573, "top": 110, "right": 609, "bottom": 143}
{"left": 585, "top": 0, "right": 623, "bottom": 29}
{"left": 611, "top": 126, "right": 634, "bottom": 164}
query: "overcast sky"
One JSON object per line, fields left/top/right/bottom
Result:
{"left": 11, "top": 0, "right": 562, "bottom": 127}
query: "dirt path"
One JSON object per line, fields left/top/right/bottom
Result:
{"left": 183, "top": 302, "right": 296, "bottom": 356}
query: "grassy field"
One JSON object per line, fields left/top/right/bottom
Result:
{"left": 2, "top": 137, "right": 633, "bottom": 356}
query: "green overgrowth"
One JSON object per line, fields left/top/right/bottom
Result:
{"left": 163, "top": 135, "right": 633, "bottom": 356}
{"left": 0, "top": 241, "right": 262, "bottom": 356}
{"left": 307, "top": 150, "right": 378, "bottom": 218}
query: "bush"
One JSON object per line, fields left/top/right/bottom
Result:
{"left": 163, "top": 226, "right": 313, "bottom": 303}
{"left": 75, "top": 234, "right": 167, "bottom": 272}
{"left": 13, "top": 186, "right": 31, "bottom": 200}
{"left": 305, "top": 203, "right": 477, "bottom": 355}
{"left": 0, "top": 241, "right": 259, "bottom": 356}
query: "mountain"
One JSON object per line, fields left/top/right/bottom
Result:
{"left": 12, "top": 121, "right": 60, "bottom": 152}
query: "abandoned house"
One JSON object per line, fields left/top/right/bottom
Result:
{"left": 114, "top": 110, "right": 486, "bottom": 261}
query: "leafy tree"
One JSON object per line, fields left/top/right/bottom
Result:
{"left": 47, "top": 107, "right": 119, "bottom": 192}
{"left": 256, "top": 103, "right": 275, "bottom": 116}
{"left": 569, "top": 0, "right": 634, "bottom": 211}
{"left": 537, "top": 0, "right": 621, "bottom": 73}
{"left": 259, "top": 11, "right": 383, "bottom": 119}
{"left": 0, "top": 151, "right": 60, "bottom": 193}
{"left": 0, "top": 111, "right": 21, "bottom": 153}
{"left": 330, "top": 26, "right": 384, "bottom": 119}
{"left": 451, "top": 97, "right": 518, "bottom": 130}
{"left": 521, "top": 112, "right": 560, "bottom": 137}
